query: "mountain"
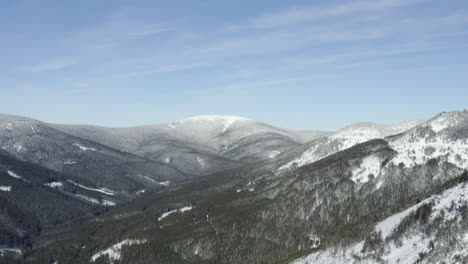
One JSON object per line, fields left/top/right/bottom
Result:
{"left": 50, "top": 115, "right": 330, "bottom": 175}
{"left": 0, "top": 114, "right": 187, "bottom": 203}
{"left": 19, "top": 110, "right": 468, "bottom": 264}
{"left": 276, "top": 119, "right": 426, "bottom": 173}
{"left": 0, "top": 151, "right": 101, "bottom": 253}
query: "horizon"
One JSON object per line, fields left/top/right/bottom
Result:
{"left": 2, "top": 109, "right": 465, "bottom": 131}
{"left": 1, "top": 0, "right": 468, "bottom": 130}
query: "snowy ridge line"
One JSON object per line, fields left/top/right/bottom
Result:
{"left": 158, "top": 206, "right": 194, "bottom": 222}
{"left": 66, "top": 180, "right": 115, "bottom": 196}
{"left": 278, "top": 119, "right": 425, "bottom": 172}
{"left": 91, "top": 239, "right": 147, "bottom": 262}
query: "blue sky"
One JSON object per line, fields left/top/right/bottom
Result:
{"left": 1, "top": 0, "right": 468, "bottom": 130}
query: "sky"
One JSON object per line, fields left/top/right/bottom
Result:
{"left": 1, "top": 0, "right": 468, "bottom": 130}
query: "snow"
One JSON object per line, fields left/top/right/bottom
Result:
{"left": 5, "top": 123, "right": 13, "bottom": 131}
{"left": 179, "top": 115, "right": 249, "bottom": 133}
{"left": 30, "top": 125, "right": 37, "bottom": 134}
{"left": 63, "top": 161, "right": 77, "bottom": 165}
{"left": 236, "top": 189, "right": 242, "bottom": 193}
{"left": 179, "top": 206, "right": 193, "bottom": 213}
{"left": 269, "top": 150, "right": 281, "bottom": 158}
{"left": 158, "top": 206, "right": 194, "bottom": 222}
{"left": 67, "top": 180, "right": 115, "bottom": 196}
{"left": 16, "top": 145, "right": 22, "bottom": 152}
{"left": 7, "top": 170, "right": 22, "bottom": 180}
{"left": 74, "top": 194, "right": 100, "bottom": 205}
{"left": 91, "top": 239, "right": 147, "bottom": 263}
{"left": 291, "top": 241, "right": 365, "bottom": 264}
{"left": 7, "top": 170, "right": 30, "bottom": 183}
{"left": 429, "top": 112, "right": 461, "bottom": 133}
{"left": 102, "top": 200, "right": 116, "bottom": 206}
{"left": 157, "top": 181, "right": 170, "bottom": 187}
{"left": 389, "top": 134, "right": 468, "bottom": 169}
{"left": 375, "top": 182, "right": 468, "bottom": 239}
{"left": 197, "top": 156, "right": 206, "bottom": 169}
{"left": 45, "top": 181, "right": 63, "bottom": 189}
{"left": 72, "top": 143, "right": 97, "bottom": 152}
{"left": 136, "top": 189, "right": 146, "bottom": 195}
{"left": 279, "top": 120, "right": 424, "bottom": 172}
{"left": 382, "top": 234, "right": 432, "bottom": 264}
{"left": 351, "top": 155, "right": 381, "bottom": 184}
{"left": 168, "top": 123, "right": 176, "bottom": 129}
{"left": 0, "top": 247, "right": 22, "bottom": 256}
{"left": 164, "top": 156, "right": 171, "bottom": 163}
{"left": 137, "top": 175, "right": 169, "bottom": 187}
{"left": 0, "top": 186, "right": 11, "bottom": 192}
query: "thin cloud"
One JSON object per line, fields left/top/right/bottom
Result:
{"left": 230, "top": 0, "right": 423, "bottom": 30}
{"left": 28, "top": 59, "right": 77, "bottom": 73}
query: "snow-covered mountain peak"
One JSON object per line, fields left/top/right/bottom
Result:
{"left": 333, "top": 119, "right": 427, "bottom": 140}
{"left": 387, "top": 111, "right": 468, "bottom": 170}
{"left": 169, "top": 115, "right": 251, "bottom": 133}
{"left": 178, "top": 115, "right": 250, "bottom": 123}
{"left": 278, "top": 119, "right": 426, "bottom": 173}
{"left": 426, "top": 110, "right": 468, "bottom": 133}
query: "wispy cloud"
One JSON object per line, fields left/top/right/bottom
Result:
{"left": 229, "top": 0, "right": 423, "bottom": 30}
{"left": 64, "top": 20, "right": 172, "bottom": 50}
{"left": 28, "top": 59, "right": 77, "bottom": 73}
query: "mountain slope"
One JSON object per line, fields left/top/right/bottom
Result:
{"left": 0, "top": 151, "right": 103, "bottom": 254}
{"left": 276, "top": 119, "right": 426, "bottom": 172}
{"left": 23, "top": 111, "right": 468, "bottom": 264}
{"left": 0, "top": 114, "right": 187, "bottom": 202}
{"left": 50, "top": 115, "right": 330, "bottom": 175}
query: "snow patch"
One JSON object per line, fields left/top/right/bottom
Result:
{"left": 102, "top": 200, "right": 116, "bottom": 206}
{"left": 74, "top": 194, "right": 100, "bottom": 205}
{"left": 164, "top": 156, "right": 171, "bottom": 163}
{"left": 269, "top": 150, "right": 281, "bottom": 158}
{"left": 63, "top": 161, "right": 77, "bottom": 165}
{"left": 0, "top": 186, "right": 12, "bottom": 192}
{"left": 67, "top": 180, "right": 115, "bottom": 196}
{"left": 72, "top": 143, "right": 97, "bottom": 152}
{"left": 429, "top": 112, "right": 461, "bottom": 133}
{"left": 136, "top": 189, "right": 146, "bottom": 195}
{"left": 197, "top": 156, "right": 206, "bottom": 169}
{"left": 137, "top": 175, "right": 169, "bottom": 187}
{"left": 45, "top": 181, "right": 63, "bottom": 189}
{"left": 7, "top": 170, "right": 30, "bottom": 183}
{"left": 389, "top": 135, "right": 468, "bottom": 169}
{"left": 7, "top": 170, "right": 21, "bottom": 180}
{"left": 382, "top": 234, "right": 432, "bottom": 264}
{"left": 0, "top": 247, "right": 22, "bottom": 256}
{"left": 30, "top": 125, "right": 37, "bottom": 134}
{"left": 91, "top": 239, "right": 147, "bottom": 263}
{"left": 158, "top": 206, "right": 193, "bottom": 222}
{"left": 351, "top": 156, "right": 381, "bottom": 184}
{"left": 5, "top": 123, "right": 13, "bottom": 131}
{"left": 375, "top": 182, "right": 468, "bottom": 239}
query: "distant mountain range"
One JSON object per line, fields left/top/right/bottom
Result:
{"left": 1, "top": 111, "right": 467, "bottom": 264}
